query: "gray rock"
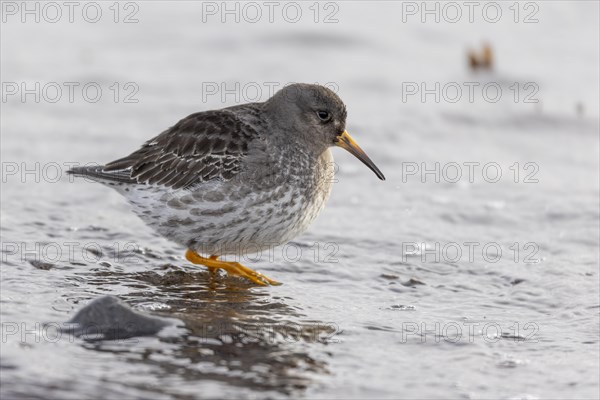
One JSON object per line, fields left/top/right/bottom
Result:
{"left": 65, "top": 296, "right": 171, "bottom": 341}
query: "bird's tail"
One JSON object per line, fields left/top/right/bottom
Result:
{"left": 67, "top": 165, "right": 136, "bottom": 184}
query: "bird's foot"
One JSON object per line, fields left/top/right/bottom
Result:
{"left": 185, "top": 249, "right": 281, "bottom": 286}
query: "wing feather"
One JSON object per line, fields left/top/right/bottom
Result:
{"left": 102, "top": 109, "right": 258, "bottom": 190}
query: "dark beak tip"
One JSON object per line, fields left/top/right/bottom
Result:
{"left": 335, "top": 131, "right": 385, "bottom": 182}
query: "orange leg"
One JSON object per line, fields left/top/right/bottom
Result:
{"left": 185, "top": 249, "right": 281, "bottom": 286}
{"left": 206, "top": 255, "right": 219, "bottom": 274}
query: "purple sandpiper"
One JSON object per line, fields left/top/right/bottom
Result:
{"left": 68, "top": 83, "right": 385, "bottom": 285}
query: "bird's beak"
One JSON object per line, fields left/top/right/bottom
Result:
{"left": 334, "top": 130, "right": 385, "bottom": 181}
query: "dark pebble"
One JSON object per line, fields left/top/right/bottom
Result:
{"left": 64, "top": 296, "right": 171, "bottom": 341}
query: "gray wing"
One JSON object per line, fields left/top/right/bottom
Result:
{"left": 71, "top": 110, "right": 258, "bottom": 190}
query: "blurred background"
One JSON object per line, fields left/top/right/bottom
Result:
{"left": 1, "top": 1, "right": 599, "bottom": 399}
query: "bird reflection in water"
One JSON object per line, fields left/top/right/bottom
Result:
{"left": 67, "top": 261, "right": 339, "bottom": 395}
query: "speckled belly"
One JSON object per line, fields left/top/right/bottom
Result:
{"left": 121, "top": 151, "right": 335, "bottom": 256}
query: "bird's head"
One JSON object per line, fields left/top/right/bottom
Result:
{"left": 265, "top": 83, "right": 385, "bottom": 181}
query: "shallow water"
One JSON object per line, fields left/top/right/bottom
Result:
{"left": 1, "top": 2, "right": 599, "bottom": 399}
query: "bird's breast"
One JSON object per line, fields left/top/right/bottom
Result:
{"left": 126, "top": 148, "right": 336, "bottom": 256}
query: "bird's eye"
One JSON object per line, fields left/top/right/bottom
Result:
{"left": 316, "top": 111, "right": 331, "bottom": 122}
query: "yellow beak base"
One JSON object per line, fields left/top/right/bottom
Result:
{"left": 334, "top": 131, "right": 385, "bottom": 181}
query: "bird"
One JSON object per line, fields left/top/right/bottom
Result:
{"left": 468, "top": 43, "right": 494, "bottom": 71}
{"left": 68, "top": 83, "right": 385, "bottom": 286}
